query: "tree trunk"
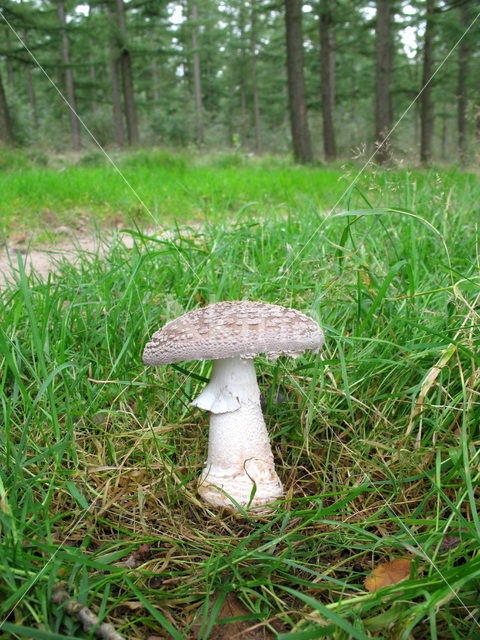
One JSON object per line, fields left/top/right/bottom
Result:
{"left": 115, "top": 0, "right": 139, "bottom": 146}
{"left": 191, "top": 1, "right": 204, "bottom": 146}
{"left": 107, "top": 3, "right": 125, "bottom": 148}
{"left": 374, "top": 0, "right": 392, "bottom": 164}
{"left": 57, "top": 0, "right": 81, "bottom": 151}
{"left": 25, "top": 65, "right": 39, "bottom": 130}
{"left": 250, "top": 0, "right": 262, "bottom": 155}
{"left": 285, "top": 0, "right": 312, "bottom": 164}
{"left": 0, "top": 68, "right": 14, "bottom": 145}
{"left": 319, "top": 0, "right": 336, "bottom": 161}
{"left": 182, "top": 61, "right": 190, "bottom": 146}
{"left": 88, "top": 4, "right": 97, "bottom": 114}
{"left": 152, "top": 58, "right": 159, "bottom": 102}
{"left": 239, "top": 4, "right": 248, "bottom": 149}
{"left": 441, "top": 99, "right": 447, "bottom": 160}
{"left": 90, "top": 57, "right": 97, "bottom": 114}
{"left": 109, "top": 54, "right": 124, "bottom": 147}
{"left": 21, "top": 28, "right": 39, "bottom": 129}
{"left": 457, "top": 3, "right": 468, "bottom": 166}
{"left": 5, "top": 29, "right": 14, "bottom": 88}
{"left": 420, "top": 0, "right": 435, "bottom": 165}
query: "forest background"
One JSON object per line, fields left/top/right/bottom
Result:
{"left": 0, "top": 0, "right": 479, "bottom": 167}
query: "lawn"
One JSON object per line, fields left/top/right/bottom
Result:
{"left": 0, "top": 150, "right": 479, "bottom": 639}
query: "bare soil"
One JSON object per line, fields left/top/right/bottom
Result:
{"left": 0, "top": 225, "right": 158, "bottom": 287}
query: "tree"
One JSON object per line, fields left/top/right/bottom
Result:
{"left": 374, "top": 0, "right": 393, "bottom": 163}
{"left": 190, "top": 0, "right": 203, "bottom": 146}
{"left": 318, "top": 0, "right": 336, "bottom": 160}
{"left": 285, "top": 0, "right": 312, "bottom": 163}
{"left": 106, "top": 2, "right": 125, "bottom": 148}
{"left": 420, "top": 0, "right": 435, "bottom": 165}
{"left": 250, "top": 0, "right": 262, "bottom": 155}
{"left": 57, "top": 0, "right": 80, "bottom": 150}
{"left": 0, "top": 67, "right": 14, "bottom": 145}
{"left": 456, "top": 2, "right": 469, "bottom": 165}
{"left": 115, "top": 0, "right": 139, "bottom": 146}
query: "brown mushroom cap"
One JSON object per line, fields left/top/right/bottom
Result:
{"left": 142, "top": 300, "right": 324, "bottom": 365}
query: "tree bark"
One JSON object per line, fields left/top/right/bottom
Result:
{"left": 319, "top": 0, "right": 336, "bottom": 161}
{"left": 457, "top": 3, "right": 468, "bottom": 166}
{"left": 239, "top": 4, "right": 248, "bottom": 148}
{"left": 420, "top": 0, "right": 435, "bottom": 165}
{"left": 21, "top": 28, "right": 39, "bottom": 129}
{"left": 115, "top": 0, "right": 139, "bottom": 146}
{"left": 25, "top": 65, "right": 39, "bottom": 130}
{"left": 5, "top": 29, "right": 14, "bottom": 88}
{"left": 440, "top": 99, "right": 447, "bottom": 160}
{"left": 191, "top": 1, "right": 204, "bottom": 146}
{"left": 89, "top": 57, "right": 97, "bottom": 114}
{"left": 57, "top": 0, "right": 81, "bottom": 151}
{"left": 107, "top": 4, "right": 125, "bottom": 148}
{"left": 374, "top": 0, "right": 392, "bottom": 164}
{"left": 285, "top": 0, "right": 312, "bottom": 164}
{"left": 152, "top": 58, "right": 159, "bottom": 102}
{"left": 250, "top": 0, "right": 262, "bottom": 155}
{"left": 88, "top": 4, "right": 97, "bottom": 114}
{"left": 0, "top": 68, "right": 14, "bottom": 145}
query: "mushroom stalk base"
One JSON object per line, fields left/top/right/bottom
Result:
{"left": 192, "top": 357, "right": 284, "bottom": 511}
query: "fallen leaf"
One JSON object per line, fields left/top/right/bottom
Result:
{"left": 437, "top": 535, "right": 461, "bottom": 553}
{"left": 124, "top": 543, "right": 151, "bottom": 569}
{"left": 364, "top": 558, "right": 412, "bottom": 592}
{"left": 192, "top": 592, "right": 283, "bottom": 639}
{"left": 437, "top": 528, "right": 468, "bottom": 553}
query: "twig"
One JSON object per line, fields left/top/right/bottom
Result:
{"left": 51, "top": 583, "right": 124, "bottom": 640}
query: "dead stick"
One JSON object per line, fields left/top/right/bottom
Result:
{"left": 52, "top": 583, "right": 124, "bottom": 640}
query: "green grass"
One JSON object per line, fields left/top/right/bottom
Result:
{"left": 0, "top": 150, "right": 479, "bottom": 639}
{"left": 0, "top": 149, "right": 347, "bottom": 241}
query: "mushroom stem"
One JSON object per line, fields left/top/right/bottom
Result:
{"left": 192, "top": 357, "right": 284, "bottom": 510}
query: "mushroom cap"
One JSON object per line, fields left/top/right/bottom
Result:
{"left": 143, "top": 300, "right": 324, "bottom": 365}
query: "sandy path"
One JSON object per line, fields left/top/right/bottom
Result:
{"left": 0, "top": 226, "right": 160, "bottom": 287}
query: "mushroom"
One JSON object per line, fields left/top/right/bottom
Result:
{"left": 143, "top": 301, "right": 324, "bottom": 511}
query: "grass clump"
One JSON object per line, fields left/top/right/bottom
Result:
{"left": 0, "top": 159, "right": 479, "bottom": 639}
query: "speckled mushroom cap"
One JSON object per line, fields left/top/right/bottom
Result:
{"left": 143, "top": 300, "right": 324, "bottom": 365}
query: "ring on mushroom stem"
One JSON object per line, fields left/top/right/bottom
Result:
{"left": 143, "top": 300, "right": 324, "bottom": 512}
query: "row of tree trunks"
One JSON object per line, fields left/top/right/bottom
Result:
{"left": 0, "top": 0, "right": 473, "bottom": 163}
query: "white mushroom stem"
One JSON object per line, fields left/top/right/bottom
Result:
{"left": 191, "top": 356, "right": 284, "bottom": 510}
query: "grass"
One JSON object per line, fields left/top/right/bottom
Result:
{"left": 0, "top": 150, "right": 479, "bottom": 639}
{"left": 0, "top": 149, "right": 346, "bottom": 241}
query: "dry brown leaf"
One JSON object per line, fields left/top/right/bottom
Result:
{"left": 124, "top": 543, "right": 151, "bottom": 569}
{"left": 192, "top": 592, "right": 283, "bottom": 639}
{"left": 364, "top": 558, "right": 412, "bottom": 592}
